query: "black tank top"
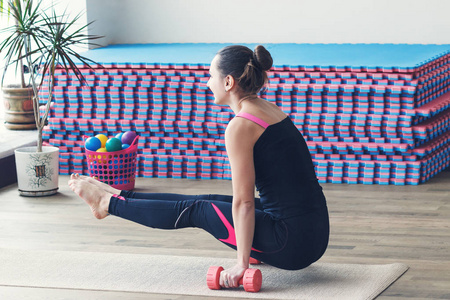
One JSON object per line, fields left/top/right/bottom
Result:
{"left": 237, "top": 114, "right": 327, "bottom": 219}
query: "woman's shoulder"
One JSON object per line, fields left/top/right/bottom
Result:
{"left": 226, "top": 115, "right": 256, "bottom": 134}
{"left": 225, "top": 114, "right": 264, "bottom": 146}
{"left": 252, "top": 100, "right": 287, "bottom": 125}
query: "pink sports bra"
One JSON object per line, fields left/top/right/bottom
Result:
{"left": 235, "top": 112, "right": 269, "bottom": 129}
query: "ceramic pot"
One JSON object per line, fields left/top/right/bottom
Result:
{"left": 14, "top": 146, "right": 59, "bottom": 196}
{"left": 2, "top": 85, "right": 36, "bottom": 130}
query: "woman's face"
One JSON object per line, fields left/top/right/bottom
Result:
{"left": 207, "top": 55, "right": 228, "bottom": 105}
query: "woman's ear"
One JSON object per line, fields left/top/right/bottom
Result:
{"left": 225, "top": 75, "right": 235, "bottom": 92}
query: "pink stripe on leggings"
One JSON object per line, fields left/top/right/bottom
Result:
{"left": 211, "top": 203, "right": 262, "bottom": 252}
{"left": 113, "top": 194, "right": 126, "bottom": 201}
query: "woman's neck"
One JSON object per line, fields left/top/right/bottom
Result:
{"left": 230, "top": 94, "right": 259, "bottom": 114}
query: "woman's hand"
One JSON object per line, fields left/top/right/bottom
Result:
{"left": 219, "top": 264, "right": 247, "bottom": 288}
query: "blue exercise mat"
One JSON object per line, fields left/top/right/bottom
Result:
{"left": 80, "top": 43, "right": 450, "bottom": 70}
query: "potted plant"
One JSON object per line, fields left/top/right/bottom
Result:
{"left": 0, "top": 0, "right": 101, "bottom": 196}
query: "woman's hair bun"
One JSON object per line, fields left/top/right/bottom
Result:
{"left": 253, "top": 45, "right": 273, "bottom": 71}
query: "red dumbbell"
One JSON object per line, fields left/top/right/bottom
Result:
{"left": 249, "top": 257, "right": 261, "bottom": 265}
{"left": 206, "top": 266, "right": 262, "bottom": 292}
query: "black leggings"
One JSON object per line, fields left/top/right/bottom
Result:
{"left": 109, "top": 191, "right": 329, "bottom": 270}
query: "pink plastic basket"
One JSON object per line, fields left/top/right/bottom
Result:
{"left": 84, "top": 135, "right": 139, "bottom": 190}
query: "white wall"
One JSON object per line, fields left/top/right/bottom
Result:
{"left": 86, "top": 0, "right": 450, "bottom": 46}
{"left": 2, "top": 0, "right": 450, "bottom": 55}
{"left": 44, "top": 0, "right": 89, "bottom": 53}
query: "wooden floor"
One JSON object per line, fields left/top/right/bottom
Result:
{"left": 0, "top": 171, "right": 449, "bottom": 299}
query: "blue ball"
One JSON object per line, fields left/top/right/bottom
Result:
{"left": 122, "top": 143, "right": 130, "bottom": 150}
{"left": 115, "top": 132, "right": 124, "bottom": 141}
{"left": 85, "top": 137, "right": 101, "bottom": 151}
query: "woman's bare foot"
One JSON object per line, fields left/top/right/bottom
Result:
{"left": 69, "top": 175, "right": 112, "bottom": 219}
{"left": 71, "top": 173, "right": 121, "bottom": 195}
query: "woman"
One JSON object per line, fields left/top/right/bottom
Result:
{"left": 69, "top": 45, "right": 329, "bottom": 289}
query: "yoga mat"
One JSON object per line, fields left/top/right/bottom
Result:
{"left": 80, "top": 43, "right": 450, "bottom": 69}
{"left": 0, "top": 248, "right": 408, "bottom": 300}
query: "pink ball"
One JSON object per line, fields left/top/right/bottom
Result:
{"left": 121, "top": 131, "right": 137, "bottom": 145}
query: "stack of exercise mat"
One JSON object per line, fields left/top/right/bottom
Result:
{"left": 41, "top": 44, "right": 450, "bottom": 185}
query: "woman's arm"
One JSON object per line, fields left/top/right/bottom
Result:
{"left": 220, "top": 118, "right": 259, "bottom": 288}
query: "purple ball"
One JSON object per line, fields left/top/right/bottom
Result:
{"left": 121, "top": 131, "right": 137, "bottom": 145}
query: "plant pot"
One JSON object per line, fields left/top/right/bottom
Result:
{"left": 14, "top": 146, "right": 59, "bottom": 196}
{"left": 2, "top": 85, "right": 36, "bottom": 130}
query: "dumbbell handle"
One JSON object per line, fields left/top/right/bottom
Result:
{"left": 237, "top": 277, "right": 245, "bottom": 286}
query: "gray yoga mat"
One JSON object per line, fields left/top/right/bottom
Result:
{"left": 0, "top": 248, "right": 408, "bottom": 299}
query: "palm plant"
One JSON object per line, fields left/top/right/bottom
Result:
{"left": 0, "top": 0, "right": 101, "bottom": 152}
